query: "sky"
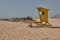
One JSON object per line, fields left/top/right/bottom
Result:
{"left": 0, "top": 0, "right": 60, "bottom": 18}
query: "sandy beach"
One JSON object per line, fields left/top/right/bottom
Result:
{"left": 0, "top": 18, "right": 60, "bottom": 40}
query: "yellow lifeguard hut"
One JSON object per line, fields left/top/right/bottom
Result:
{"left": 37, "top": 7, "right": 48, "bottom": 23}
{"left": 29, "top": 7, "right": 51, "bottom": 27}
{"left": 37, "top": 7, "right": 50, "bottom": 26}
